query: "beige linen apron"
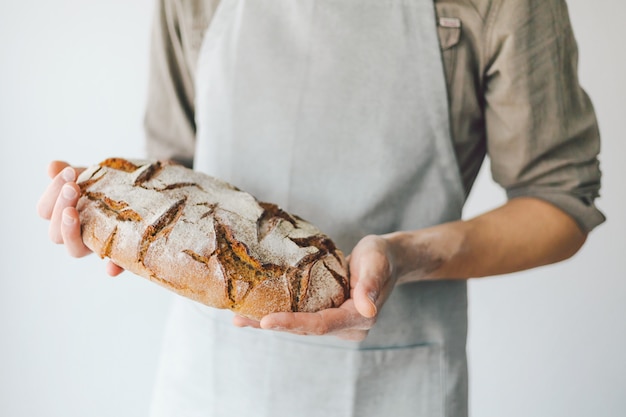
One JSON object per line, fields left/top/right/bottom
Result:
{"left": 151, "top": 1, "right": 468, "bottom": 416}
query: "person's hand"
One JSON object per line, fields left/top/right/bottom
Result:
{"left": 36, "top": 161, "right": 124, "bottom": 276}
{"left": 232, "top": 235, "right": 398, "bottom": 341}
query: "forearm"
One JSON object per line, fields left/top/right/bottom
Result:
{"left": 384, "top": 197, "right": 587, "bottom": 283}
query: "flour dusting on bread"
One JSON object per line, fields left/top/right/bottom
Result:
{"left": 76, "top": 158, "right": 350, "bottom": 320}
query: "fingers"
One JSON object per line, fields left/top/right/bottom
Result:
{"left": 233, "top": 315, "right": 261, "bottom": 329}
{"left": 105, "top": 261, "right": 125, "bottom": 277}
{"left": 49, "top": 181, "right": 81, "bottom": 244}
{"left": 38, "top": 161, "right": 87, "bottom": 220}
{"left": 235, "top": 309, "right": 372, "bottom": 341}
{"left": 37, "top": 161, "right": 92, "bottom": 258}
{"left": 37, "top": 164, "right": 74, "bottom": 220}
{"left": 60, "top": 206, "right": 91, "bottom": 257}
{"left": 259, "top": 300, "right": 376, "bottom": 340}
{"left": 47, "top": 160, "right": 71, "bottom": 179}
{"left": 39, "top": 161, "right": 122, "bottom": 278}
{"left": 235, "top": 313, "right": 368, "bottom": 340}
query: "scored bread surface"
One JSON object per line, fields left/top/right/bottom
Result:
{"left": 76, "top": 158, "right": 350, "bottom": 320}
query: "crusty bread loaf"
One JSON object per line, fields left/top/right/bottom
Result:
{"left": 76, "top": 158, "right": 350, "bottom": 320}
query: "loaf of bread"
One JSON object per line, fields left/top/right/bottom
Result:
{"left": 76, "top": 158, "right": 350, "bottom": 320}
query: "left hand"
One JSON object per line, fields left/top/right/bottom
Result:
{"left": 36, "top": 161, "right": 125, "bottom": 276}
{"left": 232, "top": 235, "right": 398, "bottom": 341}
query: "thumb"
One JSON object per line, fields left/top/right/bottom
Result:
{"left": 353, "top": 279, "right": 379, "bottom": 319}
{"left": 349, "top": 236, "right": 393, "bottom": 319}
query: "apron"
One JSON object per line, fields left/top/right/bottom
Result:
{"left": 151, "top": 1, "right": 468, "bottom": 416}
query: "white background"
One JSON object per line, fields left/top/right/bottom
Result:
{"left": 0, "top": 1, "right": 624, "bottom": 416}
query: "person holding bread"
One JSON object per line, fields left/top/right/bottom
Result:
{"left": 37, "top": 0, "right": 604, "bottom": 416}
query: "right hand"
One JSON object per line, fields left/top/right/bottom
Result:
{"left": 37, "top": 161, "right": 124, "bottom": 276}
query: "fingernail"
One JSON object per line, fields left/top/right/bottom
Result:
{"left": 368, "top": 291, "right": 378, "bottom": 314}
{"left": 368, "top": 290, "right": 378, "bottom": 304}
{"left": 61, "top": 167, "right": 75, "bottom": 182}
{"left": 62, "top": 184, "right": 77, "bottom": 200}
{"left": 62, "top": 212, "right": 76, "bottom": 226}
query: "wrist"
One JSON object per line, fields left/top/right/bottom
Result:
{"left": 381, "top": 222, "right": 468, "bottom": 283}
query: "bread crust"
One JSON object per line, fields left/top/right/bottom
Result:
{"left": 76, "top": 158, "right": 350, "bottom": 320}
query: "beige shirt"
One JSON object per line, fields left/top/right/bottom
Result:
{"left": 143, "top": 0, "right": 605, "bottom": 232}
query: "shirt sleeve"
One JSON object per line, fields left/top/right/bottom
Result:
{"left": 143, "top": 0, "right": 198, "bottom": 168}
{"left": 483, "top": 0, "right": 605, "bottom": 233}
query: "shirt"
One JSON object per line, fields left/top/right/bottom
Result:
{"left": 143, "top": 0, "right": 605, "bottom": 233}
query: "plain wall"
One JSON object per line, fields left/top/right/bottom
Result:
{"left": 0, "top": 1, "right": 624, "bottom": 416}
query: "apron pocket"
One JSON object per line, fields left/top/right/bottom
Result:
{"left": 260, "top": 335, "right": 446, "bottom": 417}
{"left": 352, "top": 344, "right": 444, "bottom": 417}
